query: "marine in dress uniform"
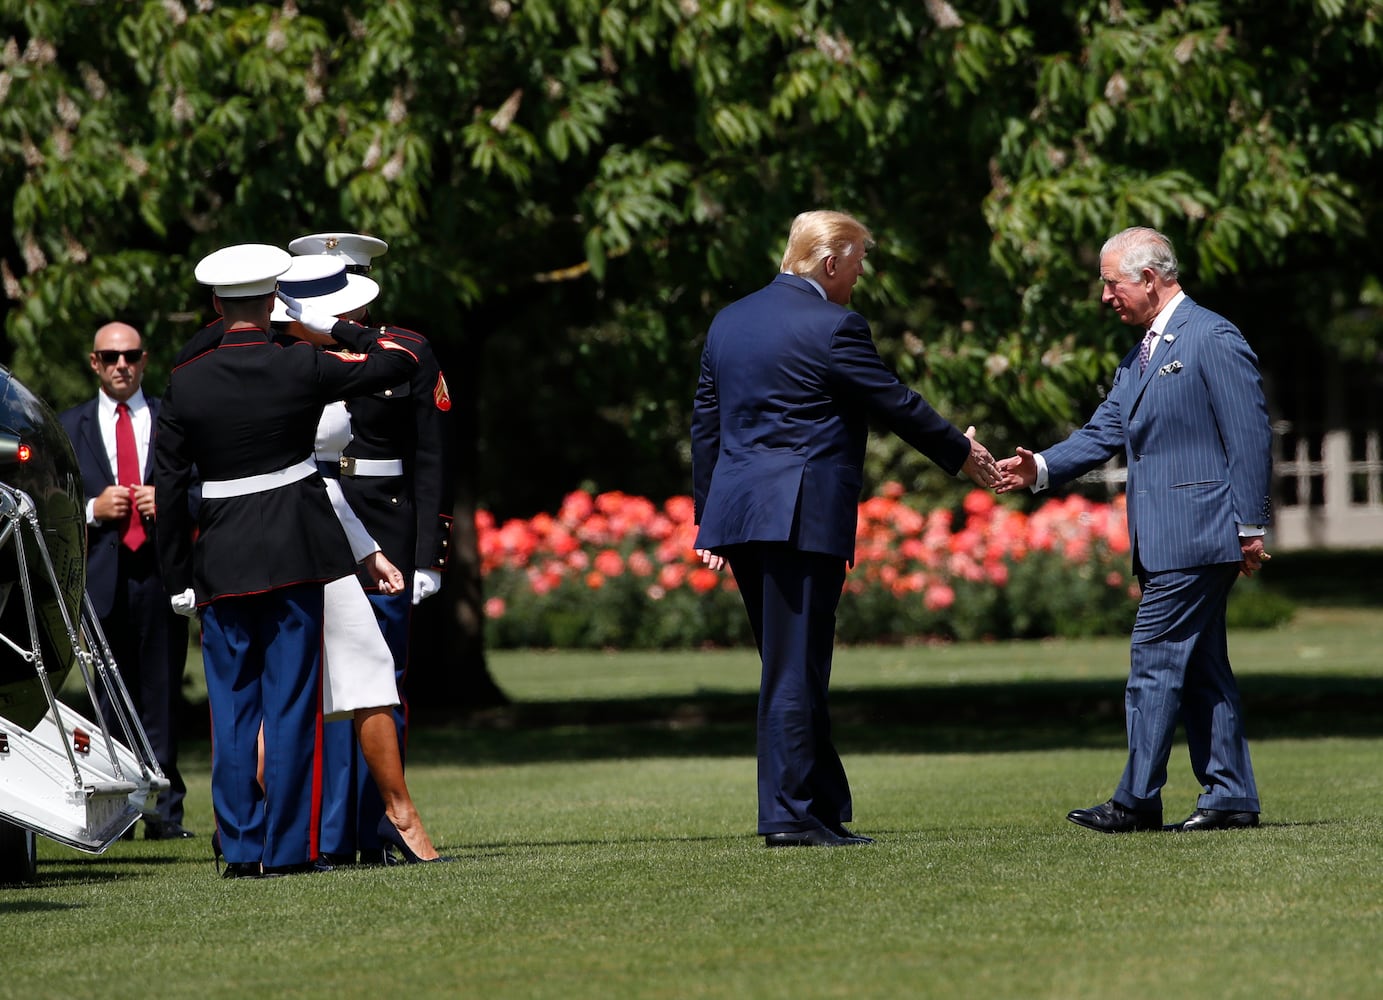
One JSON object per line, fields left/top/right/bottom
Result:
{"left": 288, "top": 233, "right": 452, "bottom": 864}
{"left": 154, "top": 244, "right": 419, "bottom": 878}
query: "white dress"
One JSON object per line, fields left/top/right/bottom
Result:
{"left": 316, "top": 402, "right": 400, "bottom": 721}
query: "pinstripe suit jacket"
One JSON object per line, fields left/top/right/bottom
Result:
{"left": 1043, "top": 297, "right": 1272, "bottom": 573}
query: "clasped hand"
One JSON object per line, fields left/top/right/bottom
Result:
{"left": 960, "top": 426, "right": 1002, "bottom": 490}
{"left": 994, "top": 447, "right": 1039, "bottom": 494}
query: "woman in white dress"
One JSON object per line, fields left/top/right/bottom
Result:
{"left": 315, "top": 400, "right": 442, "bottom": 863}
{"left": 251, "top": 258, "right": 443, "bottom": 864}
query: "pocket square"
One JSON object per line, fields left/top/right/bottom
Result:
{"left": 1158, "top": 360, "right": 1183, "bottom": 376}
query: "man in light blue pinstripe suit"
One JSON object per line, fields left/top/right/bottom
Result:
{"left": 999, "top": 227, "right": 1273, "bottom": 833}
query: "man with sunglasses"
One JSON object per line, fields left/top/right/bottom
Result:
{"left": 60, "top": 322, "right": 195, "bottom": 840}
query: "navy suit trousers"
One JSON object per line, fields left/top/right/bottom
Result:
{"left": 95, "top": 545, "right": 189, "bottom": 824}
{"left": 727, "top": 544, "right": 851, "bottom": 834}
{"left": 1114, "top": 562, "right": 1260, "bottom": 814}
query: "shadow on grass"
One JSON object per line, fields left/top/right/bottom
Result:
{"left": 0, "top": 899, "right": 83, "bottom": 911}
{"left": 404, "top": 672, "right": 1383, "bottom": 766}
{"left": 1262, "top": 550, "right": 1383, "bottom": 607}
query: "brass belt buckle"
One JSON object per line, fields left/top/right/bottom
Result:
{"left": 339, "top": 456, "right": 356, "bottom": 476}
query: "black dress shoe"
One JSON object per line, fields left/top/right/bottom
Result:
{"left": 221, "top": 862, "right": 280, "bottom": 880}
{"left": 145, "top": 820, "right": 197, "bottom": 840}
{"left": 262, "top": 858, "right": 335, "bottom": 876}
{"left": 1066, "top": 799, "right": 1162, "bottom": 833}
{"left": 357, "top": 848, "right": 390, "bottom": 867}
{"left": 764, "top": 827, "right": 859, "bottom": 848}
{"left": 1169, "top": 808, "right": 1260, "bottom": 831}
{"left": 319, "top": 851, "right": 357, "bottom": 866}
{"left": 832, "top": 825, "right": 876, "bottom": 844}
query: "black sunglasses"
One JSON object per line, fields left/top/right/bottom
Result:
{"left": 96, "top": 349, "right": 144, "bottom": 365}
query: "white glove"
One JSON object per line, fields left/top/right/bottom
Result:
{"left": 276, "top": 291, "right": 337, "bottom": 335}
{"left": 412, "top": 569, "right": 442, "bottom": 605}
{"left": 170, "top": 588, "right": 198, "bottom": 618}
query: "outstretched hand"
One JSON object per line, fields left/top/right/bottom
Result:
{"left": 959, "top": 426, "right": 1001, "bottom": 490}
{"left": 996, "top": 447, "right": 1039, "bottom": 494}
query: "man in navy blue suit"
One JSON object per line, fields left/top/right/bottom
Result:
{"left": 999, "top": 226, "right": 1273, "bottom": 833}
{"left": 60, "top": 322, "right": 194, "bottom": 840}
{"left": 692, "top": 210, "right": 1001, "bottom": 848}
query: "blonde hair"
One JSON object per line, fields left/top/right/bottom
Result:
{"left": 779, "top": 210, "right": 873, "bottom": 281}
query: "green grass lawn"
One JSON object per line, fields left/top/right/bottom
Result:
{"left": 6, "top": 607, "right": 1382, "bottom": 999}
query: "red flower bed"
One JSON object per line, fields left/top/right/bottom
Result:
{"left": 477, "top": 488, "right": 1139, "bottom": 648}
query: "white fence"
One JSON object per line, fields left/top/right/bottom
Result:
{"left": 1076, "top": 428, "right": 1383, "bottom": 551}
{"left": 1271, "top": 428, "right": 1383, "bottom": 550}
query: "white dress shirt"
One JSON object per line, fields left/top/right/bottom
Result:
{"left": 87, "top": 389, "right": 151, "bottom": 526}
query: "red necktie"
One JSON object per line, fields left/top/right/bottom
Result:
{"left": 115, "top": 402, "right": 146, "bottom": 550}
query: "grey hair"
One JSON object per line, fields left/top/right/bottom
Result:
{"left": 1102, "top": 226, "right": 1179, "bottom": 281}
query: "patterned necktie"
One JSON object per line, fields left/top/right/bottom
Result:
{"left": 114, "top": 402, "right": 146, "bottom": 550}
{"left": 1138, "top": 328, "right": 1158, "bottom": 374}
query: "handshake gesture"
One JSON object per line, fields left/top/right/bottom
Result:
{"left": 900, "top": 427, "right": 1040, "bottom": 494}
{"left": 959, "top": 426, "right": 1003, "bottom": 489}
{"left": 962, "top": 432, "right": 1041, "bottom": 495}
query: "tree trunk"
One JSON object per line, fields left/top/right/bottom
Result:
{"left": 406, "top": 313, "right": 509, "bottom": 722}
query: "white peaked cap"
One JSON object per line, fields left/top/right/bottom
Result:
{"left": 270, "top": 255, "right": 380, "bottom": 322}
{"left": 195, "top": 244, "right": 293, "bottom": 298}
{"left": 288, "top": 232, "right": 389, "bottom": 269}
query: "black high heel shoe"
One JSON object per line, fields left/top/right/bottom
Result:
{"left": 376, "top": 815, "right": 450, "bottom": 864}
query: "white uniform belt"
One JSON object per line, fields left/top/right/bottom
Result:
{"left": 339, "top": 457, "right": 404, "bottom": 477}
{"left": 201, "top": 460, "right": 317, "bottom": 499}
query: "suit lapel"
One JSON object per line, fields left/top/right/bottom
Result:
{"left": 77, "top": 401, "right": 117, "bottom": 485}
{"left": 142, "top": 396, "right": 160, "bottom": 481}
{"left": 1129, "top": 299, "right": 1192, "bottom": 413}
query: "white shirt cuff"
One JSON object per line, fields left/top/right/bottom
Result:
{"left": 1031, "top": 453, "right": 1050, "bottom": 493}
{"left": 1238, "top": 524, "right": 1265, "bottom": 537}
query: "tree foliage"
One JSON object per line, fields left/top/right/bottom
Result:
{"left": 3, "top": 0, "right": 1382, "bottom": 704}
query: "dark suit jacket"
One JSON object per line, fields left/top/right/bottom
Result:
{"left": 1043, "top": 296, "right": 1273, "bottom": 572}
{"left": 60, "top": 393, "right": 164, "bottom": 618}
{"left": 692, "top": 273, "right": 971, "bottom": 562}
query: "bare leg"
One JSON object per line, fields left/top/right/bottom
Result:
{"left": 256, "top": 722, "right": 265, "bottom": 794}
{"left": 354, "top": 707, "right": 439, "bottom": 860}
